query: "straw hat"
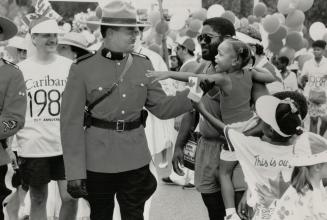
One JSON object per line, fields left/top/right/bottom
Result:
{"left": 58, "top": 32, "right": 90, "bottom": 53}
{"left": 0, "top": 17, "right": 18, "bottom": 41}
{"left": 86, "top": 0, "right": 150, "bottom": 27}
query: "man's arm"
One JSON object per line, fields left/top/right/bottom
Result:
{"left": 60, "top": 65, "right": 87, "bottom": 181}
{"left": 0, "top": 67, "right": 26, "bottom": 139}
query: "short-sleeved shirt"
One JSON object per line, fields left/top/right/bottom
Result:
{"left": 224, "top": 127, "right": 294, "bottom": 219}
{"left": 281, "top": 70, "right": 298, "bottom": 91}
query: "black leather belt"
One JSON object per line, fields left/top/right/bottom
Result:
{"left": 90, "top": 117, "right": 142, "bottom": 131}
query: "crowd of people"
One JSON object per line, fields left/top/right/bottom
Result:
{"left": 0, "top": 0, "right": 327, "bottom": 220}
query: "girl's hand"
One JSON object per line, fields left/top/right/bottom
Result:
{"left": 146, "top": 70, "right": 170, "bottom": 83}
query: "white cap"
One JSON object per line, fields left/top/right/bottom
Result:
{"left": 6, "top": 36, "right": 27, "bottom": 50}
{"left": 30, "top": 18, "right": 60, "bottom": 34}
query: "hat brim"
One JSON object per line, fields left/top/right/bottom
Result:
{"left": 256, "top": 95, "right": 290, "bottom": 137}
{"left": 58, "top": 39, "right": 90, "bottom": 53}
{"left": 0, "top": 17, "right": 18, "bottom": 41}
{"left": 290, "top": 151, "right": 327, "bottom": 167}
{"left": 85, "top": 20, "right": 151, "bottom": 27}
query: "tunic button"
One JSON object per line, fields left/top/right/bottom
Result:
{"left": 117, "top": 62, "right": 120, "bottom": 66}
{"left": 122, "top": 94, "right": 126, "bottom": 98}
{"left": 121, "top": 110, "right": 125, "bottom": 114}
{"left": 98, "top": 87, "right": 103, "bottom": 91}
{"left": 140, "top": 83, "right": 144, "bottom": 87}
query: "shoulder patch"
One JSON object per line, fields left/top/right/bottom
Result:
{"left": 2, "top": 59, "right": 19, "bottom": 69}
{"left": 131, "top": 52, "right": 150, "bottom": 60}
{"left": 74, "top": 51, "right": 96, "bottom": 64}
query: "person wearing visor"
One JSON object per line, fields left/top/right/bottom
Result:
{"left": 15, "top": 17, "right": 78, "bottom": 220}
{"left": 60, "top": 1, "right": 193, "bottom": 219}
{"left": 5, "top": 35, "right": 27, "bottom": 63}
{"left": 0, "top": 16, "right": 26, "bottom": 220}
{"left": 57, "top": 32, "right": 92, "bottom": 60}
{"left": 192, "top": 91, "right": 307, "bottom": 220}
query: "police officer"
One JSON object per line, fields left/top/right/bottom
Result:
{"left": 0, "top": 16, "right": 27, "bottom": 219}
{"left": 60, "top": 1, "right": 193, "bottom": 220}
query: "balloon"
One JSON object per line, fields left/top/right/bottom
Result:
{"left": 262, "top": 14, "right": 281, "bottom": 34}
{"left": 285, "top": 31, "right": 304, "bottom": 51}
{"left": 253, "top": 3, "right": 267, "bottom": 17}
{"left": 268, "top": 25, "right": 287, "bottom": 41}
{"left": 297, "top": 53, "right": 313, "bottom": 69}
{"left": 95, "top": 6, "right": 102, "bottom": 19}
{"left": 207, "top": 4, "right": 225, "bottom": 18}
{"left": 302, "top": 25, "right": 308, "bottom": 36}
{"left": 169, "top": 15, "right": 186, "bottom": 30}
{"left": 274, "top": 13, "right": 285, "bottom": 24}
{"left": 287, "top": 24, "right": 303, "bottom": 33}
{"left": 297, "top": 0, "right": 314, "bottom": 12}
{"left": 323, "top": 31, "right": 327, "bottom": 42}
{"left": 248, "top": 15, "right": 256, "bottom": 24}
{"left": 302, "top": 38, "right": 309, "bottom": 49}
{"left": 279, "top": 46, "right": 296, "bottom": 61}
{"left": 268, "top": 40, "right": 284, "bottom": 54}
{"left": 62, "top": 23, "right": 71, "bottom": 33}
{"left": 221, "top": 11, "right": 236, "bottom": 24}
{"left": 309, "top": 22, "right": 326, "bottom": 40}
{"left": 277, "top": 0, "right": 298, "bottom": 14}
{"left": 240, "top": 18, "right": 249, "bottom": 27}
{"left": 149, "top": 11, "right": 161, "bottom": 26}
{"left": 186, "top": 29, "right": 198, "bottom": 38}
{"left": 86, "top": 16, "right": 100, "bottom": 32}
{"left": 285, "top": 10, "right": 305, "bottom": 28}
{"left": 155, "top": 20, "right": 169, "bottom": 35}
{"left": 191, "top": 8, "right": 207, "bottom": 21}
{"left": 168, "top": 30, "right": 178, "bottom": 41}
{"left": 188, "top": 19, "right": 202, "bottom": 32}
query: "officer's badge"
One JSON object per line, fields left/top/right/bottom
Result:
{"left": 105, "top": 51, "right": 112, "bottom": 59}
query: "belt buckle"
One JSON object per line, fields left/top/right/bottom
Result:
{"left": 116, "top": 120, "right": 125, "bottom": 132}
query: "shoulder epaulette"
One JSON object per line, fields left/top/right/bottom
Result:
{"left": 131, "top": 52, "right": 150, "bottom": 60}
{"left": 74, "top": 51, "right": 96, "bottom": 64}
{"left": 2, "top": 58, "right": 19, "bottom": 69}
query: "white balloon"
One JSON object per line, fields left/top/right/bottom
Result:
{"left": 207, "top": 4, "right": 225, "bottom": 19}
{"left": 169, "top": 15, "right": 186, "bottom": 30}
{"left": 234, "top": 17, "right": 240, "bottom": 29}
{"left": 309, "top": 22, "right": 326, "bottom": 41}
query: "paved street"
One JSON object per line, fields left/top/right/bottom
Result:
{"left": 149, "top": 149, "right": 209, "bottom": 220}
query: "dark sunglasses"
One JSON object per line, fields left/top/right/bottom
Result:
{"left": 197, "top": 33, "right": 221, "bottom": 44}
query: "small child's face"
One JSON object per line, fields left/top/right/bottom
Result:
{"left": 214, "top": 41, "right": 236, "bottom": 72}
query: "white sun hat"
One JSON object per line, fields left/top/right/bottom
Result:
{"left": 290, "top": 132, "right": 327, "bottom": 167}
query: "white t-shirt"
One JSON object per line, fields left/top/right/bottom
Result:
{"left": 271, "top": 184, "right": 327, "bottom": 220}
{"left": 282, "top": 71, "right": 299, "bottom": 91}
{"left": 224, "top": 127, "right": 294, "bottom": 220}
{"left": 302, "top": 57, "right": 327, "bottom": 97}
{"left": 16, "top": 55, "right": 72, "bottom": 157}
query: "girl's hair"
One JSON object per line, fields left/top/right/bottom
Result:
{"left": 224, "top": 38, "right": 253, "bottom": 68}
{"left": 291, "top": 166, "right": 313, "bottom": 195}
{"left": 276, "top": 99, "right": 303, "bottom": 136}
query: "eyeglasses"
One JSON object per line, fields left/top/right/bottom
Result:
{"left": 197, "top": 33, "right": 221, "bottom": 44}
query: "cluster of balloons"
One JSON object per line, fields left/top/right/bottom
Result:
{"left": 259, "top": 0, "right": 315, "bottom": 61}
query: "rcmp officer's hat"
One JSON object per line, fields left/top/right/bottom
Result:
{"left": 58, "top": 32, "right": 91, "bottom": 54}
{"left": 0, "top": 17, "right": 18, "bottom": 41}
{"left": 86, "top": 0, "right": 151, "bottom": 27}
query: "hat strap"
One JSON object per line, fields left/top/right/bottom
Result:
{"left": 102, "top": 17, "right": 137, "bottom": 25}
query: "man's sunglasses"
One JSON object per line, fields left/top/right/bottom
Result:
{"left": 197, "top": 33, "right": 221, "bottom": 44}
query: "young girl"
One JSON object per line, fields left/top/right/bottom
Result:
{"left": 192, "top": 92, "right": 306, "bottom": 220}
{"left": 147, "top": 38, "right": 276, "bottom": 219}
{"left": 270, "top": 132, "right": 327, "bottom": 220}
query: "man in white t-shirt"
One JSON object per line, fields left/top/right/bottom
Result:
{"left": 15, "top": 17, "right": 77, "bottom": 220}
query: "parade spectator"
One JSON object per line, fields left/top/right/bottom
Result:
{"left": 271, "top": 132, "right": 327, "bottom": 220}
{"left": 15, "top": 17, "right": 78, "bottom": 220}
{"left": 192, "top": 91, "right": 307, "bottom": 220}
{"left": 301, "top": 40, "right": 327, "bottom": 136}
{"left": 276, "top": 56, "right": 299, "bottom": 91}
{"left": 60, "top": 1, "right": 193, "bottom": 219}
{"left": 5, "top": 36, "right": 27, "bottom": 63}
{"left": 0, "top": 16, "right": 27, "bottom": 220}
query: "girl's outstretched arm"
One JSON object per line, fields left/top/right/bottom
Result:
{"left": 146, "top": 70, "right": 197, "bottom": 83}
